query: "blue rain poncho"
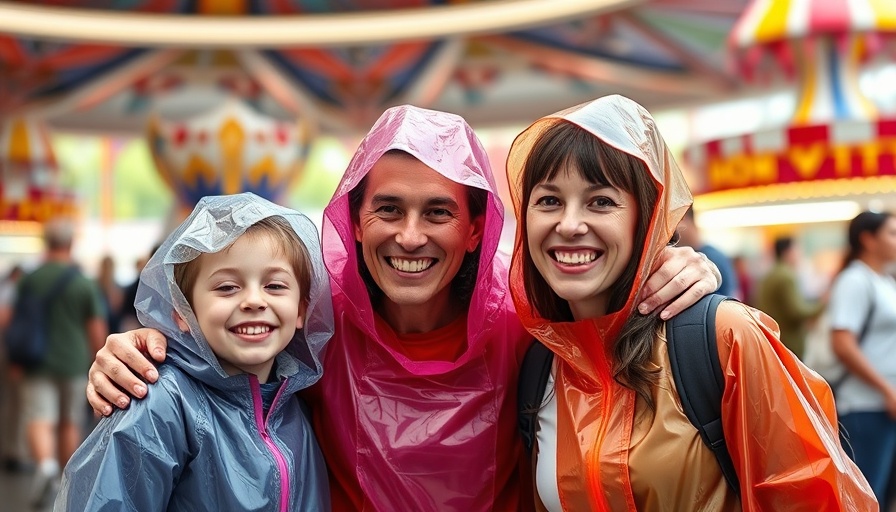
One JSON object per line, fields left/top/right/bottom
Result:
{"left": 56, "top": 193, "right": 334, "bottom": 511}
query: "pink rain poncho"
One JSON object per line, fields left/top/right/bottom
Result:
{"left": 306, "top": 105, "right": 531, "bottom": 511}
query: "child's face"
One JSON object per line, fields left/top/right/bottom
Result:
{"left": 179, "top": 233, "right": 304, "bottom": 381}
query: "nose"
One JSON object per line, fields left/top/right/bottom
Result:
{"left": 240, "top": 287, "right": 268, "bottom": 311}
{"left": 556, "top": 207, "right": 587, "bottom": 238}
{"left": 395, "top": 216, "right": 427, "bottom": 250}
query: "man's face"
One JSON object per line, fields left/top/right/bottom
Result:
{"left": 353, "top": 153, "right": 484, "bottom": 310}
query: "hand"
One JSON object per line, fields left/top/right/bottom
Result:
{"left": 86, "top": 328, "right": 168, "bottom": 416}
{"left": 637, "top": 245, "right": 721, "bottom": 320}
{"left": 884, "top": 387, "right": 896, "bottom": 420}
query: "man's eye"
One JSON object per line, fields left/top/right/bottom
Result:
{"left": 430, "top": 208, "right": 452, "bottom": 217}
{"left": 375, "top": 205, "right": 400, "bottom": 215}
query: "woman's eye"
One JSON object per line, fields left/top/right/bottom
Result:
{"left": 534, "top": 196, "right": 560, "bottom": 207}
{"left": 591, "top": 196, "right": 618, "bottom": 208}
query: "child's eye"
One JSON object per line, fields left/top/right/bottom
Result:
{"left": 215, "top": 285, "right": 237, "bottom": 293}
{"left": 266, "top": 283, "right": 288, "bottom": 291}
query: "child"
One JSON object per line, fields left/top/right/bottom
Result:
{"left": 55, "top": 193, "right": 334, "bottom": 511}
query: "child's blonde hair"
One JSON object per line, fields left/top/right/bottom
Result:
{"left": 173, "top": 216, "right": 312, "bottom": 313}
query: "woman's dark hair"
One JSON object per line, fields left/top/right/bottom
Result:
{"left": 841, "top": 210, "right": 893, "bottom": 272}
{"left": 519, "top": 121, "right": 662, "bottom": 410}
{"left": 347, "top": 149, "right": 488, "bottom": 308}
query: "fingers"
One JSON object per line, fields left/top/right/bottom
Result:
{"left": 107, "top": 331, "right": 161, "bottom": 384}
{"left": 86, "top": 378, "right": 115, "bottom": 417}
{"left": 141, "top": 328, "right": 169, "bottom": 363}
{"left": 94, "top": 338, "right": 151, "bottom": 400}
{"left": 638, "top": 246, "right": 719, "bottom": 319}
{"left": 659, "top": 280, "right": 717, "bottom": 319}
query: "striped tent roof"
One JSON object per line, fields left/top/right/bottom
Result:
{"left": 731, "top": 0, "right": 896, "bottom": 48}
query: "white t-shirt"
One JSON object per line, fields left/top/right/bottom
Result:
{"left": 535, "top": 371, "right": 562, "bottom": 512}
{"left": 828, "top": 260, "right": 896, "bottom": 414}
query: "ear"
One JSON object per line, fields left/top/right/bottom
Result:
{"left": 295, "top": 301, "right": 307, "bottom": 331}
{"left": 173, "top": 310, "right": 190, "bottom": 332}
{"left": 466, "top": 215, "right": 485, "bottom": 253}
{"left": 354, "top": 221, "right": 362, "bottom": 243}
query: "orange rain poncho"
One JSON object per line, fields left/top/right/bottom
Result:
{"left": 505, "top": 95, "right": 876, "bottom": 511}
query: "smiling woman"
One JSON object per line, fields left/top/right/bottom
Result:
{"left": 506, "top": 95, "right": 877, "bottom": 511}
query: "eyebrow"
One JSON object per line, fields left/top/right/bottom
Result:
{"left": 370, "top": 193, "right": 461, "bottom": 210}
{"left": 206, "top": 266, "right": 293, "bottom": 279}
{"left": 535, "top": 183, "right": 612, "bottom": 193}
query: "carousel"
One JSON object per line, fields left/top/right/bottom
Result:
{"left": 0, "top": 0, "right": 747, "bottom": 270}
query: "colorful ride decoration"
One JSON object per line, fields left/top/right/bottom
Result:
{"left": 684, "top": 0, "right": 896, "bottom": 208}
{"left": 0, "top": 117, "right": 77, "bottom": 222}
{"left": 147, "top": 98, "right": 314, "bottom": 209}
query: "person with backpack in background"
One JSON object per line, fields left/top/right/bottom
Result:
{"left": 14, "top": 219, "right": 106, "bottom": 507}
{"left": 78, "top": 105, "right": 723, "bottom": 511}
{"left": 505, "top": 95, "right": 875, "bottom": 510}
{"left": 828, "top": 210, "right": 896, "bottom": 505}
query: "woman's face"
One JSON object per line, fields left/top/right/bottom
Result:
{"left": 526, "top": 165, "right": 637, "bottom": 320}
{"left": 873, "top": 216, "right": 896, "bottom": 263}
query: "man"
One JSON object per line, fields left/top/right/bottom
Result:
{"left": 16, "top": 219, "right": 106, "bottom": 506}
{"left": 84, "top": 106, "right": 721, "bottom": 511}
{"left": 677, "top": 207, "right": 739, "bottom": 297}
{"left": 756, "top": 236, "right": 825, "bottom": 358}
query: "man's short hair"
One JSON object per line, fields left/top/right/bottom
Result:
{"left": 773, "top": 236, "right": 793, "bottom": 261}
{"left": 43, "top": 218, "right": 75, "bottom": 251}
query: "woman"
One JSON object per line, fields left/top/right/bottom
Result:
{"left": 505, "top": 95, "right": 876, "bottom": 510}
{"left": 829, "top": 210, "right": 896, "bottom": 503}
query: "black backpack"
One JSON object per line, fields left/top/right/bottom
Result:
{"left": 5, "top": 266, "right": 80, "bottom": 369}
{"left": 517, "top": 294, "right": 740, "bottom": 496}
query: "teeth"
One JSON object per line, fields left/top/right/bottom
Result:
{"left": 554, "top": 251, "right": 597, "bottom": 265}
{"left": 389, "top": 257, "right": 434, "bottom": 273}
{"left": 234, "top": 325, "right": 272, "bottom": 335}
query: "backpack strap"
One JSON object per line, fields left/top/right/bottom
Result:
{"left": 666, "top": 293, "right": 740, "bottom": 496}
{"left": 42, "top": 266, "right": 80, "bottom": 304}
{"left": 516, "top": 294, "right": 740, "bottom": 496}
{"left": 517, "top": 339, "right": 554, "bottom": 456}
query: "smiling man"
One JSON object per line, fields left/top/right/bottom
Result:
{"left": 85, "top": 105, "right": 722, "bottom": 512}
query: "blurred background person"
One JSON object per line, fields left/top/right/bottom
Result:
{"left": 676, "top": 207, "right": 740, "bottom": 297}
{"left": 0, "top": 264, "right": 28, "bottom": 473}
{"left": 756, "top": 236, "right": 826, "bottom": 360}
{"left": 95, "top": 255, "right": 123, "bottom": 335}
{"left": 16, "top": 219, "right": 106, "bottom": 507}
{"left": 732, "top": 255, "right": 754, "bottom": 305}
{"left": 117, "top": 245, "right": 157, "bottom": 333}
{"left": 828, "top": 210, "right": 896, "bottom": 505}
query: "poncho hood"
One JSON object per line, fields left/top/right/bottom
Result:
{"left": 507, "top": 94, "right": 692, "bottom": 381}
{"left": 322, "top": 104, "right": 508, "bottom": 374}
{"left": 136, "top": 193, "right": 334, "bottom": 393}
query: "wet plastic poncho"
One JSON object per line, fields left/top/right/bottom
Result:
{"left": 57, "top": 193, "right": 334, "bottom": 512}
{"left": 308, "top": 105, "right": 530, "bottom": 511}
{"left": 505, "top": 95, "right": 877, "bottom": 511}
